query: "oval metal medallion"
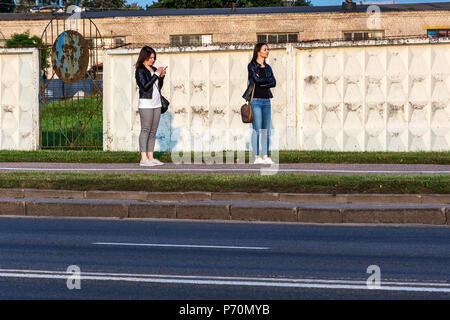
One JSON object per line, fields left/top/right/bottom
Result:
{"left": 51, "top": 30, "right": 89, "bottom": 83}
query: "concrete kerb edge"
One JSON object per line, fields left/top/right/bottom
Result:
{"left": 297, "top": 207, "right": 344, "bottom": 224}
{"left": 0, "top": 199, "right": 26, "bottom": 216}
{"left": 175, "top": 203, "right": 231, "bottom": 220}
{"left": 3, "top": 189, "right": 450, "bottom": 204}
{"left": 341, "top": 207, "right": 448, "bottom": 225}
{"left": 23, "top": 200, "right": 129, "bottom": 218}
{"left": 0, "top": 198, "right": 449, "bottom": 225}
{"left": 229, "top": 204, "right": 297, "bottom": 222}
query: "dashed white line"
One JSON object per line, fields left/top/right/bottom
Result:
{"left": 92, "top": 242, "right": 270, "bottom": 250}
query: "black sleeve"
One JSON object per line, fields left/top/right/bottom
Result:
{"left": 135, "top": 67, "right": 159, "bottom": 91}
{"left": 259, "top": 66, "right": 276, "bottom": 89}
{"left": 247, "top": 63, "right": 273, "bottom": 85}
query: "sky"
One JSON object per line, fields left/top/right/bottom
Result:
{"left": 126, "top": 0, "right": 448, "bottom": 8}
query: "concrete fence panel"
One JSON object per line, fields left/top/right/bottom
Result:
{"left": 296, "top": 40, "right": 450, "bottom": 151}
{"left": 0, "top": 48, "right": 39, "bottom": 151}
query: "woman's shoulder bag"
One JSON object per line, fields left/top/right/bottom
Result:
{"left": 241, "top": 83, "right": 255, "bottom": 123}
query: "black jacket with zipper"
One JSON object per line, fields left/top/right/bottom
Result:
{"left": 242, "top": 61, "right": 276, "bottom": 101}
{"left": 135, "top": 65, "right": 164, "bottom": 99}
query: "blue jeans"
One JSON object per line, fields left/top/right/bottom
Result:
{"left": 251, "top": 98, "right": 271, "bottom": 156}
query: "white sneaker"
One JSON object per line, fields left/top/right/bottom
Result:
{"left": 264, "top": 157, "right": 275, "bottom": 165}
{"left": 254, "top": 157, "right": 265, "bottom": 164}
{"left": 151, "top": 159, "right": 164, "bottom": 166}
{"left": 139, "top": 160, "right": 156, "bottom": 167}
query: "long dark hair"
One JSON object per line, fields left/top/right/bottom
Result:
{"left": 135, "top": 46, "right": 156, "bottom": 69}
{"left": 251, "top": 42, "right": 268, "bottom": 64}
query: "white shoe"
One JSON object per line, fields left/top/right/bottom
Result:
{"left": 140, "top": 160, "right": 156, "bottom": 167}
{"left": 151, "top": 159, "right": 164, "bottom": 166}
{"left": 264, "top": 157, "right": 275, "bottom": 165}
{"left": 254, "top": 157, "right": 265, "bottom": 164}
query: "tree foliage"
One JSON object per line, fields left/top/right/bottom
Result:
{"left": 0, "top": 0, "right": 15, "bottom": 13}
{"left": 14, "top": 0, "right": 34, "bottom": 13}
{"left": 6, "top": 32, "right": 50, "bottom": 77}
{"left": 125, "top": 2, "right": 144, "bottom": 10}
{"left": 80, "top": 0, "right": 127, "bottom": 10}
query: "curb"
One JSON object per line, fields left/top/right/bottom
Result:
{"left": 0, "top": 197, "right": 448, "bottom": 225}
{"left": 1, "top": 188, "right": 450, "bottom": 204}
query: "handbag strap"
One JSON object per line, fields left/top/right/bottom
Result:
{"left": 250, "top": 83, "right": 256, "bottom": 103}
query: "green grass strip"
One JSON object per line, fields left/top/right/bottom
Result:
{"left": 0, "top": 172, "right": 448, "bottom": 194}
{"left": 0, "top": 150, "right": 449, "bottom": 164}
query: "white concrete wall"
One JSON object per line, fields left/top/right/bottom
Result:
{"left": 104, "top": 39, "right": 450, "bottom": 152}
{"left": 0, "top": 48, "right": 40, "bottom": 151}
{"left": 103, "top": 44, "right": 295, "bottom": 152}
{"left": 297, "top": 40, "right": 450, "bottom": 151}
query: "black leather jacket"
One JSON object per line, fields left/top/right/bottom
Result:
{"left": 242, "top": 61, "right": 276, "bottom": 101}
{"left": 135, "top": 65, "right": 164, "bottom": 99}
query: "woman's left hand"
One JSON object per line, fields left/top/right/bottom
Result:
{"left": 159, "top": 67, "right": 166, "bottom": 78}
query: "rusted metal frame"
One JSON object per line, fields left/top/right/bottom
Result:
{"left": 94, "top": 28, "right": 101, "bottom": 147}
{"left": 72, "top": 19, "right": 102, "bottom": 148}
{"left": 72, "top": 96, "right": 102, "bottom": 148}
{"left": 83, "top": 17, "right": 87, "bottom": 148}
{"left": 90, "top": 21, "right": 94, "bottom": 146}
{"left": 40, "top": 16, "right": 103, "bottom": 149}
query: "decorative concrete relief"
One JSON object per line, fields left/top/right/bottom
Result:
{"left": 165, "top": 54, "right": 190, "bottom": 151}
{"left": 210, "top": 53, "right": 229, "bottom": 137}
{"left": 322, "top": 51, "right": 343, "bottom": 150}
{"left": 298, "top": 50, "right": 322, "bottom": 150}
{"left": 408, "top": 48, "right": 430, "bottom": 151}
{"left": 385, "top": 49, "right": 408, "bottom": 151}
{"left": 188, "top": 57, "right": 208, "bottom": 151}
{"left": 268, "top": 51, "right": 288, "bottom": 148}
{"left": 429, "top": 46, "right": 450, "bottom": 150}
{"left": 343, "top": 51, "right": 364, "bottom": 151}
{"left": 111, "top": 56, "right": 133, "bottom": 150}
{"left": 0, "top": 49, "right": 39, "bottom": 150}
{"left": 1, "top": 55, "right": 19, "bottom": 149}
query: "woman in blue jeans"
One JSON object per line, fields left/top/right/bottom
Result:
{"left": 242, "top": 43, "right": 276, "bottom": 164}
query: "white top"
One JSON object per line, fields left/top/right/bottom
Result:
{"left": 138, "top": 70, "right": 161, "bottom": 109}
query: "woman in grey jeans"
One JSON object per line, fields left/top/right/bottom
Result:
{"left": 135, "top": 46, "right": 166, "bottom": 166}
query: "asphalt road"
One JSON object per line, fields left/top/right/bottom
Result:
{"left": 0, "top": 217, "right": 449, "bottom": 300}
{"left": 0, "top": 162, "right": 449, "bottom": 174}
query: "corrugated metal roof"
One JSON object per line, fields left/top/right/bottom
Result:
{"left": 1, "top": 2, "right": 449, "bottom": 21}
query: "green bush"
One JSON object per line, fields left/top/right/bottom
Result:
{"left": 6, "top": 31, "right": 50, "bottom": 77}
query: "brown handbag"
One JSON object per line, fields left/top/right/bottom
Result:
{"left": 241, "top": 83, "right": 255, "bottom": 123}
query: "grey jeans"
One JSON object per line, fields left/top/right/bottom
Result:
{"left": 138, "top": 107, "right": 161, "bottom": 153}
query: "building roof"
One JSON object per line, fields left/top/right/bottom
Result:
{"left": 1, "top": 2, "right": 449, "bottom": 21}
{"left": 83, "top": 2, "right": 450, "bottom": 18}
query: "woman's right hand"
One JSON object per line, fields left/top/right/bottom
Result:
{"left": 156, "top": 67, "right": 165, "bottom": 76}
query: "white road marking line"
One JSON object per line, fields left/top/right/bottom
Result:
{"left": 0, "top": 269, "right": 449, "bottom": 293}
{"left": 0, "top": 167, "right": 449, "bottom": 174}
{"left": 3, "top": 269, "right": 448, "bottom": 287}
{"left": 92, "top": 242, "right": 270, "bottom": 250}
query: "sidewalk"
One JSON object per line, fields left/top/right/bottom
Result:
{"left": 1, "top": 189, "right": 449, "bottom": 225}
{"left": 0, "top": 162, "right": 449, "bottom": 174}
